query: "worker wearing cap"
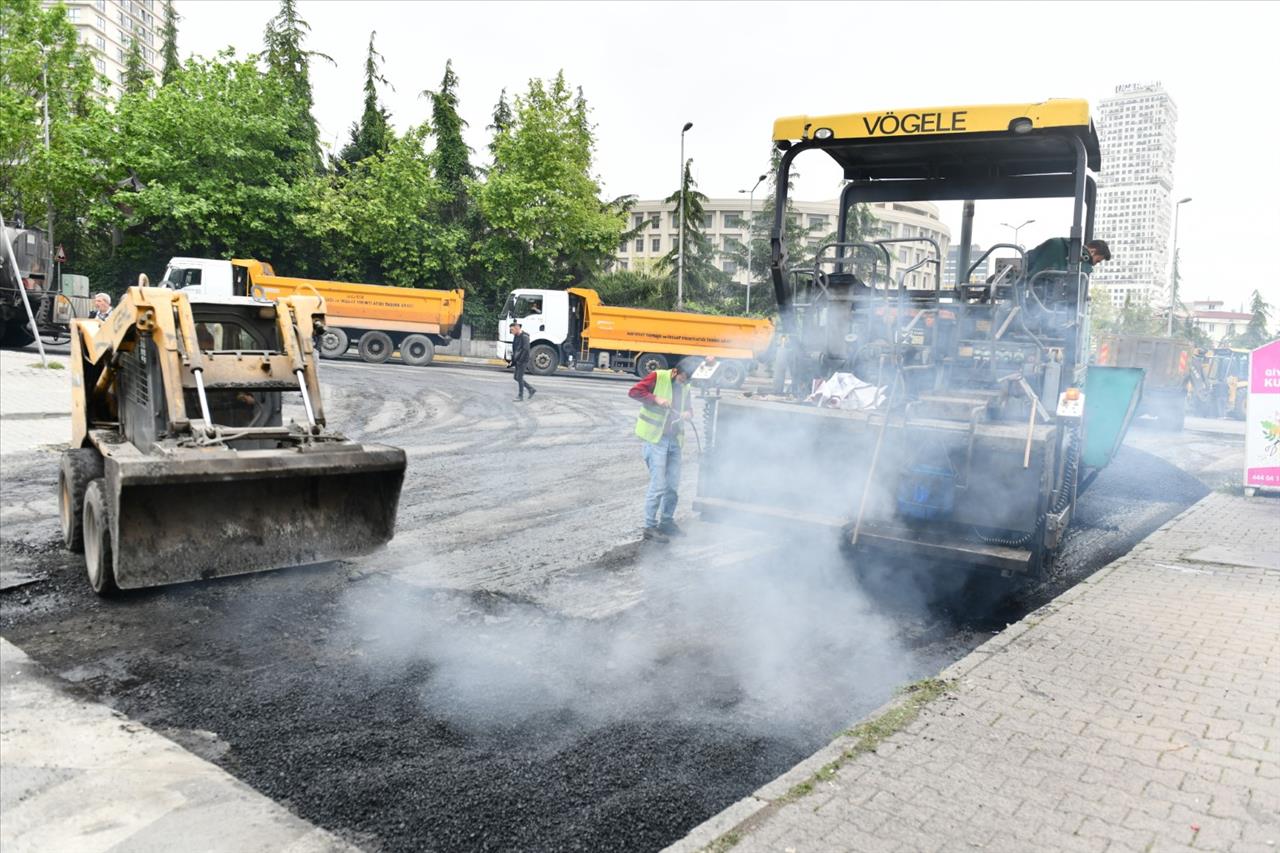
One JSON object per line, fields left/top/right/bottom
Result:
{"left": 629, "top": 363, "right": 693, "bottom": 542}
{"left": 509, "top": 321, "right": 537, "bottom": 402}
{"left": 1024, "top": 237, "right": 1111, "bottom": 279}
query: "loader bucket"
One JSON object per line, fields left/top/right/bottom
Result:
{"left": 1082, "top": 366, "right": 1144, "bottom": 469}
{"left": 102, "top": 444, "right": 406, "bottom": 590}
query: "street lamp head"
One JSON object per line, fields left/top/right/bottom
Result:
{"left": 757, "top": 174, "right": 767, "bottom": 182}
{"left": 1178, "top": 197, "right": 1192, "bottom": 204}
{"left": 682, "top": 121, "right": 693, "bottom": 133}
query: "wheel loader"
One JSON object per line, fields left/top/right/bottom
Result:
{"left": 693, "top": 100, "right": 1144, "bottom": 581}
{"left": 58, "top": 284, "right": 406, "bottom": 594}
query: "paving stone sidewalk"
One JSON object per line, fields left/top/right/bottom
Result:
{"left": 670, "top": 492, "right": 1280, "bottom": 853}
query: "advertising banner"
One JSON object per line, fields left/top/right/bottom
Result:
{"left": 1245, "top": 339, "right": 1280, "bottom": 492}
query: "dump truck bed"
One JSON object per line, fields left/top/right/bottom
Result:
{"left": 571, "top": 288, "right": 773, "bottom": 361}
{"left": 238, "top": 260, "right": 464, "bottom": 336}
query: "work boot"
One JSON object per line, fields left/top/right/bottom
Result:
{"left": 642, "top": 526, "right": 669, "bottom": 543}
{"left": 658, "top": 520, "right": 686, "bottom": 538}
{"left": 514, "top": 396, "right": 524, "bottom": 402}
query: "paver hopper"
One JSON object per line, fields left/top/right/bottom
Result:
{"left": 58, "top": 285, "right": 406, "bottom": 593}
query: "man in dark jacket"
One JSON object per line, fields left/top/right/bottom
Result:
{"left": 510, "top": 321, "right": 537, "bottom": 401}
{"left": 1025, "top": 237, "right": 1111, "bottom": 279}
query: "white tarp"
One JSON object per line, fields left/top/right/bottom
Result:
{"left": 806, "top": 372, "right": 885, "bottom": 410}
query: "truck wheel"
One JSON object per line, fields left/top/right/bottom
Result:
{"left": 717, "top": 360, "right": 747, "bottom": 388}
{"left": 319, "top": 327, "right": 349, "bottom": 359}
{"left": 529, "top": 343, "right": 560, "bottom": 375}
{"left": 635, "top": 353, "right": 667, "bottom": 376}
{"left": 401, "top": 334, "right": 435, "bottom": 366}
{"left": 358, "top": 331, "right": 393, "bottom": 364}
{"left": 59, "top": 448, "right": 104, "bottom": 553}
{"left": 82, "top": 479, "right": 118, "bottom": 596}
{"left": 1, "top": 323, "right": 36, "bottom": 348}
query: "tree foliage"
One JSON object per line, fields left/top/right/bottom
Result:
{"left": 658, "top": 159, "right": 727, "bottom": 309}
{"left": 160, "top": 0, "right": 180, "bottom": 87}
{"left": 476, "top": 71, "right": 625, "bottom": 310}
{"left": 336, "top": 31, "right": 392, "bottom": 171}
{"left": 1238, "top": 289, "right": 1274, "bottom": 348}
{"left": 123, "top": 37, "right": 150, "bottom": 95}
{"left": 261, "top": 0, "right": 327, "bottom": 170}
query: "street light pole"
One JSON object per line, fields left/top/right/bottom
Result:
{"left": 739, "top": 173, "right": 767, "bottom": 314}
{"left": 677, "top": 121, "right": 693, "bottom": 310}
{"left": 1000, "top": 218, "right": 1035, "bottom": 250}
{"left": 1167, "top": 196, "right": 1193, "bottom": 336}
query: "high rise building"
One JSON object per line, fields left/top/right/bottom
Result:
{"left": 47, "top": 0, "right": 163, "bottom": 101}
{"left": 1091, "top": 83, "right": 1178, "bottom": 308}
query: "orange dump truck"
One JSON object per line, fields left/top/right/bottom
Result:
{"left": 161, "top": 256, "right": 464, "bottom": 366}
{"left": 497, "top": 287, "right": 774, "bottom": 386}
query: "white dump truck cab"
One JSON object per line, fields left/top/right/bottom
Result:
{"left": 159, "top": 257, "right": 237, "bottom": 296}
{"left": 497, "top": 289, "right": 571, "bottom": 369}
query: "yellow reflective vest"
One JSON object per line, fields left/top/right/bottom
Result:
{"left": 635, "top": 369, "right": 686, "bottom": 446}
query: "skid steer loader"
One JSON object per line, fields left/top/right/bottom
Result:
{"left": 58, "top": 284, "right": 406, "bottom": 594}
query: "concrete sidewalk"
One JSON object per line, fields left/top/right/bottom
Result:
{"left": 671, "top": 492, "right": 1280, "bottom": 853}
{"left": 0, "top": 639, "right": 355, "bottom": 852}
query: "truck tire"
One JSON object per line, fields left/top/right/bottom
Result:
{"left": 717, "top": 360, "right": 747, "bottom": 388}
{"left": 319, "top": 327, "right": 349, "bottom": 359}
{"left": 59, "top": 448, "right": 105, "bottom": 553}
{"left": 401, "top": 334, "right": 435, "bottom": 366}
{"left": 635, "top": 353, "right": 667, "bottom": 376}
{"left": 1, "top": 322, "right": 36, "bottom": 349}
{"left": 529, "top": 343, "right": 560, "bottom": 375}
{"left": 82, "top": 479, "right": 118, "bottom": 596}
{"left": 358, "top": 331, "right": 393, "bottom": 364}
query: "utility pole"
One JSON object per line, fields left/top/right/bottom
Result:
{"left": 739, "top": 174, "right": 767, "bottom": 313}
{"left": 42, "top": 59, "right": 56, "bottom": 309}
{"left": 677, "top": 121, "right": 692, "bottom": 310}
{"left": 1167, "top": 197, "right": 1192, "bottom": 336}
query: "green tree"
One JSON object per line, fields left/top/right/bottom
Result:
{"left": 1239, "top": 289, "right": 1274, "bottom": 348}
{"left": 485, "top": 88, "right": 512, "bottom": 163}
{"left": 99, "top": 54, "right": 317, "bottom": 286}
{"left": 590, "top": 267, "right": 669, "bottom": 309}
{"left": 336, "top": 31, "right": 392, "bottom": 171}
{"left": 476, "top": 71, "right": 625, "bottom": 318}
{"left": 0, "top": 0, "right": 106, "bottom": 275}
{"left": 658, "top": 159, "right": 726, "bottom": 311}
{"left": 160, "top": 0, "right": 180, "bottom": 86}
{"left": 303, "top": 125, "right": 461, "bottom": 288}
{"left": 123, "top": 37, "right": 150, "bottom": 95}
{"left": 261, "top": 0, "right": 327, "bottom": 170}
{"left": 425, "top": 59, "right": 472, "bottom": 219}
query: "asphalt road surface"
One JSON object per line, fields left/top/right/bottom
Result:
{"left": 0, "top": 359, "right": 1236, "bottom": 852}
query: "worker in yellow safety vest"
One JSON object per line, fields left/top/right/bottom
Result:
{"left": 628, "top": 363, "right": 693, "bottom": 543}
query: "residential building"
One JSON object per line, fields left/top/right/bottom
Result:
{"left": 47, "top": 0, "right": 163, "bottom": 100}
{"left": 1091, "top": 82, "right": 1179, "bottom": 309}
{"left": 1188, "top": 300, "right": 1252, "bottom": 344}
{"left": 943, "top": 244, "right": 991, "bottom": 286}
{"left": 613, "top": 198, "right": 950, "bottom": 291}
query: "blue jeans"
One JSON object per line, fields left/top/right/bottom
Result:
{"left": 641, "top": 435, "right": 681, "bottom": 528}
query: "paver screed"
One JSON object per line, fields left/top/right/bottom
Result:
{"left": 672, "top": 492, "right": 1280, "bottom": 853}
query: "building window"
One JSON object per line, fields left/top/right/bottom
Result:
{"left": 809, "top": 215, "right": 827, "bottom": 231}
{"left": 702, "top": 213, "right": 714, "bottom": 229}
{"left": 96, "top": 35, "right": 105, "bottom": 50}
{"left": 633, "top": 214, "right": 645, "bottom": 229}
{"left": 67, "top": 7, "right": 79, "bottom": 20}
{"left": 723, "top": 260, "right": 737, "bottom": 275}
{"left": 618, "top": 241, "right": 628, "bottom": 254}
{"left": 634, "top": 239, "right": 644, "bottom": 252}
{"left": 651, "top": 238, "right": 661, "bottom": 252}
{"left": 117, "top": 47, "right": 126, "bottom": 61}
{"left": 94, "top": 57, "right": 106, "bottom": 72}
{"left": 96, "top": 0, "right": 106, "bottom": 9}
{"left": 618, "top": 260, "right": 628, "bottom": 271}
{"left": 723, "top": 211, "right": 743, "bottom": 228}
{"left": 96, "top": 14, "right": 105, "bottom": 29}
{"left": 650, "top": 214, "right": 661, "bottom": 229}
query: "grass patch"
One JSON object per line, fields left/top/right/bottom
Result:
{"left": 777, "top": 677, "right": 951, "bottom": 805}
{"left": 704, "top": 832, "right": 741, "bottom": 852}
{"left": 32, "top": 360, "right": 65, "bottom": 369}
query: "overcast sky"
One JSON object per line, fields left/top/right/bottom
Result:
{"left": 176, "top": 0, "right": 1279, "bottom": 310}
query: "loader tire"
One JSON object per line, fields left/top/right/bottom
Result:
{"left": 82, "top": 479, "right": 118, "bottom": 596}
{"left": 635, "top": 353, "right": 667, "bottom": 377}
{"left": 59, "top": 448, "right": 104, "bottom": 553}
{"left": 400, "top": 334, "right": 435, "bottom": 366}
{"left": 319, "top": 327, "right": 349, "bottom": 359}
{"left": 528, "top": 343, "right": 560, "bottom": 375}
{"left": 0, "top": 322, "right": 36, "bottom": 349}
{"left": 358, "top": 331, "right": 393, "bottom": 364}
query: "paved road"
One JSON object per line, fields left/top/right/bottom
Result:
{"left": 0, "top": 357, "right": 1243, "bottom": 852}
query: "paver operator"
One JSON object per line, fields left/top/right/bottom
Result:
{"left": 509, "top": 321, "right": 537, "bottom": 402}
{"left": 629, "top": 363, "right": 693, "bottom": 542}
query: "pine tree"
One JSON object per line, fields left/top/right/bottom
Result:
{"left": 160, "top": 0, "right": 179, "bottom": 86}
{"left": 123, "top": 37, "right": 150, "bottom": 94}
{"left": 1241, "top": 289, "right": 1274, "bottom": 347}
{"left": 486, "top": 88, "right": 512, "bottom": 163}
{"left": 336, "top": 31, "right": 392, "bottom": 171}
{"left": 261, "top": 0, "right": 328, "bottom": 170}
{"left": 659, "top": 159, "right": 726, "bottom": 310}
{"left": 425, "top": 59, "right": 473, "bottom": 223}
